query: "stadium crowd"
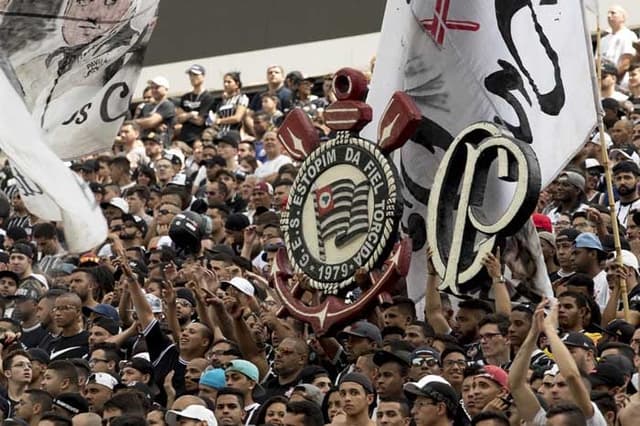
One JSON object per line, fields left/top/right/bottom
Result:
{"left": 0, "top": 4, "right": 638, "bottom": 426}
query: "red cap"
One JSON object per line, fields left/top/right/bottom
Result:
{"left": 532, "top": 213, "right": 552, "bottom": 233}
{"left": 476, "top": 365, "right": 509, "bottom": 390}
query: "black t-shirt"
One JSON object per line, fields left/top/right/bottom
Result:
{"left": 49, "top": 330, "right": 89, "bottom": 361}
{"left": 261, "top": 374, "right": 300, "bottom": 400}
{"left": 22, "top": 323, "right": 52, "bottom": 350}
{"left": 143, "top": 319, "right": 186, "bottom": 405}
{"left": 140, "top": 100, "right": 176, "bottom": 146}
{"left": 249, "top": 85, "right": 293, "bottom": 112}
{"left": 179, "top": 91, "right": 215, "bottom": 143}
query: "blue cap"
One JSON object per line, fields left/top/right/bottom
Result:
{"left": 574, "top": 232, "right": 604, "bottom": 252}
{"left": 82, "top": 304, "right": 120, "bottom": 322}
{"left": 225, "top": 360, "right": 259, "bottom": 382}
{"left": 199, "top": 368, "right": 225, "bottom": 389}
{"left": 186, "top": 64, "right": 206, "bottom": 75}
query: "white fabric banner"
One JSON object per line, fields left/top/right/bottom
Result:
{"left": 0, "top": 67, "right": 107, "bottom": 253}
{"left": 0, "top": 0, "right": 159, "bottom": 159}
{"left": 364, "top": 0, "right": 598, "bottom": 302}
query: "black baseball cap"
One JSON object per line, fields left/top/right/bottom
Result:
{"left": 373, "top": 350, "right": 411, "bottom": 368}
{"left": 589, "top": 361, "right": 626, "bottom": 388}
{"left": 561, "top": 332, "right": 595, "bottom": 352}
{"left": 214, "top": 131, "right": 240, "bottom": 148}
{"left": 339, "top": 372, "right": 374, "bottom": 394}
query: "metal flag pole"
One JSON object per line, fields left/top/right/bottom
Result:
{"left": 595, "top": 20, "right": 630, "bottom": 322}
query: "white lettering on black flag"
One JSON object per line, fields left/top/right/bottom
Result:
{"left": 0, "top": 0, "right": 159, "bottom": 159}
{"left": 364, "top": 0, "right": 597, "bottom": 304}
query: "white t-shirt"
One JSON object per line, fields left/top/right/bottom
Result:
{"left": 593, "top": 269, "right": 610, "bottom": 312}
{"left": 531, "top": 402, "right": 606, "bottom": 426}
{"left": 602, "top": 28, "right": 638, "bottom": 67}
{"left": 254, "top": 155, "right": 293, "bottom": 180}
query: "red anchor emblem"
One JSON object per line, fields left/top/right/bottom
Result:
{"left": 273, "top": 68, "right": 421, "bottom": 335}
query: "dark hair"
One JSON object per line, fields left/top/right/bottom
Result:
{"left": 546, "top": 403, "right": 587, "bottom": 426}
{"left": 108, "top": 156, "right": 131, "bottom": 174}
{"left": 38, "top": 412, "right": 72, "bottom": 426}
{"left": 25, "top": 389, "right": 53, "bottom": 413}
{"left": 103, "top": 392, "right": 145, "bottom": 417}
{"left": 124, "top": 185, "right": 150, "bottom": 202}
{"left": 458, "top": 299, "right": 494, "bottom": 315}
{"left": 240, "top": 155, "right": 258, "bottom": 173}
{"left": 208, "top": 179, "right": 229, "bottom": 199}
{"left": 46, "top": 360, "right": 79, "bottom": 382}
{"left": 598, "top": 342, "right": 635, "bottom": 361}
{"left": 3, "top": 349, "right": 30, "bottom": 371}
{"left": 381, "top": 326, "right": 405, "bottom": 339}
{"left": 441, "top": 345, "right": 466, "bottom": 363}
{"left": 216, "top": 387, "right": 245, "bottom": 407}
{"left": 273, "top": 178, "right": 294, "bottom": 189}
{"left": 409, "top": 320, "right": 436, "bottom": 338}
{"left": 286, "top": 400, "right": 324, "bottom": 426}
{"left": 90, "top": 343, "right": 121, "bottom": 368}
{"left": 472, "top": 410, "right": 510, "bottom": 426}
{"left": 378, "top": 397, "right": 411, "bottom": 417}
{"left": 558, "top": 290, "right": 590, "bottom": 310}
{"left": 321, "top": 387, "right": 340, "bottom": 424}
{"left": 512, "top": 304, "right": 534, "bottom": 319}
{"left": 224, "top": 71, "right": 242, "bottom": 89}
{"left": 591, "top": 391, "right": 617, "bottom": 419}
{"left": 132, "top": 165, "right": 156, "bottom": 185}
{"left": 109, "top": 416, "right": 148, "bottom": 426}
{"left": 161, "top": 186, "right": 190, "bottom": 210}
{"left": 32, "top": 222, "right": 57, "bottom": 240}
{"left": 566, "top": 273, "right": 595, "bottom": 297}
{"left": 254, "top": 395, "right": 288, "bottom": 426}
{"left": 478, "top": 313, "right": 510, "bottom": 336}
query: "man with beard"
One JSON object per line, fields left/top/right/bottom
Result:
{"left": 10, "top": 287, "right": 47, "bottom": 349}
{"left": 32, "top": 223, "right": 67, "bottom": 277}
{"left": 68, "top": 268, "right": 99, "bottom": 310}
{"left": 175, "top": 288, "right": 196, "bottom": 327}
{"left": 35, "top": 290, "right": 62, "bottom": 351}
{"left": 545, "top": 170, "right": 589, "bottom": 227}
{"left": 336, "top": 321, "right": 382, "bottom": 382}
{"left": 119, "top": 214, "right": 147, "bottom": 249}
{"left": 613, "top": 161, "right": 640, "bottom": 227}
{"left": 452, "top": 300, "right": 493, "bottom": 360}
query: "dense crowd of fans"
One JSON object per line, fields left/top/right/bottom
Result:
{"left": 0, "top": 5, "right": 639, "bottom": 426}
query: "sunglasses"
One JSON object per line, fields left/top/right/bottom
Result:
{"left": 412, "top": 357, "right": 438, "bottom": 367}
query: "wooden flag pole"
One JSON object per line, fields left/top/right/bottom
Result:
{"left": 595, "top": 23, "right": 630, "bottom": 322}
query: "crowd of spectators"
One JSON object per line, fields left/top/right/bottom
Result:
{"left": 0, "top": 4, "right": 639, "bottom": 426}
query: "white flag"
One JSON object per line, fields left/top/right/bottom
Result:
{"left": 0, "top": 0, "right": 159, "bottom": 159}
{"left": 365, "top": 0, "right": 598, "bottom": 302}
{"left": 0, "top": 67, "right": 107, "bottom": 253}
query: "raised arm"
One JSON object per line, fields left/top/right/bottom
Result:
{"left": 483, "top": 247, "right": 511, "bottom": 315}
{"left": 425, "top": 248, "right": 450, "bottom": 334}
{"left": 543, "top": 301, "right": 594, "bottom": 418}
{"left": 508, "top": 300, "right": 544, "bottom": 421}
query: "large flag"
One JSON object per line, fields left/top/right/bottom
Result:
{"left": 0, "top": 0, "right": 159, "bottom": 252}
{"left": 364, "top": 0, "right": 598, "bottom": 303}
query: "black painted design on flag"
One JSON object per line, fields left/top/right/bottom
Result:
{"left": 315, "top": 178, "right": 370, "bottom": 247}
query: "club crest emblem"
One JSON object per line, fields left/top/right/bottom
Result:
{"left": 279, "top": 68, "right": 421, "bottom": 294}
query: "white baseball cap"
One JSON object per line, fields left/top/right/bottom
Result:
{"left": 100, "top": 197, "right": 129, "bottom": 214}
{"left": 165, "top": 405, "right": 217, "bottom": 426}
{"left": 148, "top": 76, "right": 170, "bottom": 89}
{"left": 86, "top": 372, "right": 119, "bottom": 390}
{"left": 145, "top": 293, "right": 164, "bottom": 313}
{"left": 221, "top": 277, "right": 254, "bottom": 297}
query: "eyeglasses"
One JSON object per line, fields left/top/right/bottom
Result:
{"left": 110, "top": 225, "right": 124, "bottom": 232}
{"left": 176, "top": 299, "right": 193, "bottom": 308}
{"left": 89, "top": 358, "right": 108, "bottom": 366}
{"left": 443, "top": 359, "right": 467, "bottom": 368}
{"left": 479, "top": 332, "right": 503, "bottom": 341}
{"left": 52, "top": 305, "right": 78, "bottom": 312}
{"left": 412, "top": 357, "right": 438, "bottom": 367}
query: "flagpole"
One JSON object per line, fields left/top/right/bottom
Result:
{"left": 595, "top": 21, "right": 630, "bottom": 322}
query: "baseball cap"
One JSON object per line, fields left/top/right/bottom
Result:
{"left": 252, "top": 181, "right": 273, "bottom": 195}
{"left": 574, "top": 232, "right": 604, "bottom": 252}
{"left": 585, "top": 158, "right": 605, "bottom": 173}
{"left": 339, "top": 372, "right": 374, "bottom": 394}
{"left": 613, "top": 160, "right": 640, "bottom": 176}
{"left": 617, "top": 250, "right": 640, "bottom": 276}
{"left": 404, "top": 375, "right": 459, "bottom": 410}
{"left": 100, "top": 197, "right": 129, "bottom": 214}
{"left": 176, "top": 288, "right": 196, "bottom": 307}
{"left": 589, "top": 132, "right": 613, "bottom": 148}
{"left": 7, "top": 286, "right": 40, "bottom": 301}
{"left": 122, "top": 214, "right": 149, "bottom": 236}
{"left": 557, "top": 170, "right": 585, "bottom": 191}
{"left": 538, "top": 231, "right": 556, "bottom": 248}
{"left": 166, "top": 405, "right": 217, "bottom": 426}
{"left": 604, "top": 319, "right": 635, "bottom": 343}
{"left": 561, "top": 332, "right": 596, "bottom": 352}
{"left": 145, "top": 293, "right": 163, "bottom": 313}
{"left": 86, "top": 372, "right": 119, "bottom": 390}
{"left": 373, "top": 350, "right": 411, "bottom": 368}
{"left": 220, "top": 277, "right": 254, "bottom": 297}
{"left": 143, "top": 132, "right": 162, "bottom": 144}
{"left": 610, "top": 149, "right": 640, "bottom": 166}
{"left": 225, "top": 213, "right": 250, "bottom": 232}
{"left": 337, "top": 320, "right": 382, "bottom": 344}
{"left": 292, "top": 384, "right": 324, "bottom": 407}
{"left": 0, "top": 270, "right": 19, "bottom": 284}
{"left": 28, "top": 348, "right": 50, "bottom": 365}
{"left": 214, "top": 130, "right": 240, "bottom": 148}
{"left": 411, "top": 346, "right": 442, "bottom": 364}
{"left": 122, "top": 357, "right": 154, "bottom": 377}
{"left": 91, "top": 317, "right": 119, "bottom": 336}
{"left": 10, "top": 242, "right": 34, "bottom": 259}
{"left": 225, "top": 360, "right": 259, "bottom": 382}
{"left": 556, "top": 228, "right": 580, "bottom": 243}
{"left": 589, "top": 361, "right": 626, "bottom": 388}
{"left": 186, "top": 64, "right": 206, "bottom": 75}
{"left": 82, "top": 304, "right": 119, "bottom": 322}
{"left": 532, "top": 213, "right": 553, "bottom": 233}
{"left": 200, "top": 368, "right": 226, "bottom": 389}
{"left": 148, "top": 76, "right": 170, "bottom": 89}
{"left": 475, "top": 365, "right": 509, "bottom": 390}
{"left": 52, "top": 393, "right": 89, "bottom": 415}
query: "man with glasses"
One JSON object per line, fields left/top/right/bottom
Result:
{"left": 262, "top": 337, "right": 309, "bottom": 399}
{"left": 88, "top": 343, "right": 119, "bottom": 376}
{"left": 48, "top": 293, "right": 88, "bottom": 361}
{"left": 409, "top": 347, "right": 441, "bottom": 381}
{"left": 440, "top": 346, "right": 467, "bottom": 394}
{"left": 404, "top": 375, "right": 462, "bottom": 426}
{"left": 477, "top": 314, "right": 510, "bottom": 368}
